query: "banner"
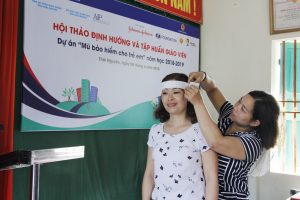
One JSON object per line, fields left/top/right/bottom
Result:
{"left": 136, "top": 0, "right": 202, "bottom": 24}
{"left": 21, "top": 0, "right": 200, "bottom": 131}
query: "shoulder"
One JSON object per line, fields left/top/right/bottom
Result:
{"left": 148, "top": 123, "right": 163, "bottom": 140}
{"left": 147, "top": 123, "right": 163, "bottom": 147}
{"left": 191, "top": 123, "right": 201, "bottom": 132}
{"left": 219, "top": 101, "right": 233, "bottom": 120}
{"left": 239, "top": 132, "right": 262, "bottom": 144}
{"left": 191, "top": 123, "right": 210, "bottom": 152}
{"left": 150, "top": 123, "right": 162, "bottom": 131}
{"left": 239, "top": 132, "right": 263, "bottom": 162}
{"left": 218, "top": 101, "right": 233, "bottom": 133}
{"left": 190, "top": 123, "right": 204, "bottom": 138}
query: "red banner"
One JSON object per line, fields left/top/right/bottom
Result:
{"left": 137, "top": 0, "right": 202, "bottom": 24}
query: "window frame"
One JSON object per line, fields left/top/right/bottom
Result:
{"left": 271, "top": 39, "right": 300, "bottom": 175}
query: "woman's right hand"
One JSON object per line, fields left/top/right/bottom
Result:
{"left": 188, "top": 71, "right": 206, "bottom": 83}
{"left": 188, "top": 71, "right": 226, "bottom": 113}
{"left": 184, "top": 85, "right": 204, "bottom": 106}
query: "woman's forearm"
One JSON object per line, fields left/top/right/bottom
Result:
{"left": 194, "top": 102, "right": 223, "bottom": 149}
{"left": 142, "top": 174, "right": 154, "bottom": 200}
{"left": 199, "top": 72, "right": 217, "bottom": 93}
{"left": 203, "top": 150, "right": 219, "bottom": 200}
{"left": 205, "top": 176, "right": 219, "bottom": 200}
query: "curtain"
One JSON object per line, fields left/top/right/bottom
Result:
{"left": 0, "top": 0, "right": 19, "bottom": 200}
{"left": 14, "top": 130, "right": 148, "bottom": 200}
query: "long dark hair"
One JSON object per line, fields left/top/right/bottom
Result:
{"left": 154, "top": 73, "right": 197, "bottom": 123}
{"left": 248, "top": 91, "right": 280, "bottom": 149}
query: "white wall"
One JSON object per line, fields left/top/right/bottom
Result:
{"left": 201, "top": 0, "right": 300, "bottom": 199}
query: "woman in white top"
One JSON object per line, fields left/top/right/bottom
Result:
{"left": 142, "top": 73, "right": 218, "bottom": 200}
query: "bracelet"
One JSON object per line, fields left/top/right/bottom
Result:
{"left": 201, "top": 71, "right": 207, "bottom": 82}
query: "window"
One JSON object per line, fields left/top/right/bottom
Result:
{"left": 271, "top": 39, "right": 300, "bottom": 175}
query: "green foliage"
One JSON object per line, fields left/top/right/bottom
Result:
{"left": 62, "top": 87, "right": 76, "bottom": 101}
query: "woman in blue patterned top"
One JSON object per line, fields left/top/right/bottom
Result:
{"left": 185, "top": 71, "right": 280, "bottom": 199}
{"left": 142, "top": 73, "right": 218, "bottom": 200}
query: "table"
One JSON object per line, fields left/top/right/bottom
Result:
{"left": 0, "top": 146, "right": 85, "bottom": 200}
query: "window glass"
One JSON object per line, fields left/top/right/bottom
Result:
{"left": 271, "top": 40, "right": 300, "bottom": 175}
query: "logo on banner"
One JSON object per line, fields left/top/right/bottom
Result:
{"left": 178, "top": 23, "right": 187, "bottom": 34}
{"left": 179, "top": 38, "right": 183, "bottom": 44}
{"left": 181, "top": 24, "right": 186, "bottom": 31}
{"left": 155, "top": 33, "right": 177, "bottom": 42}
{"left": 128, "top": 26, "right": 153, "bottom": 36}
{"left": 178, "top": 37, "right": 195, "bottom": 47}
{"left": 93, "top": 13, "right": 109, "bottom": 25}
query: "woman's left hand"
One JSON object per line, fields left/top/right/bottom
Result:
{"left": 184, "top": 86, "right": 203, "bottom": 106}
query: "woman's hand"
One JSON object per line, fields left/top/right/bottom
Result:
{"left": 188, "top": 71, "right": 206, "bottom": 83}
{"left": 184, "top": 86, "right": 204, "bottom": 106}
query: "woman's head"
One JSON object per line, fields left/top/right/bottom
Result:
{"left": 154, "top": 73, "right": 197, "bottom": 123}
{"left": 231, "top": 91, "right": 280, "bottom": 149}
{"left": 230, "top": 94, "right": 258, "bottom": 128}
{"left": 248, "top": 91, "right": 280, "bottom": 149}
